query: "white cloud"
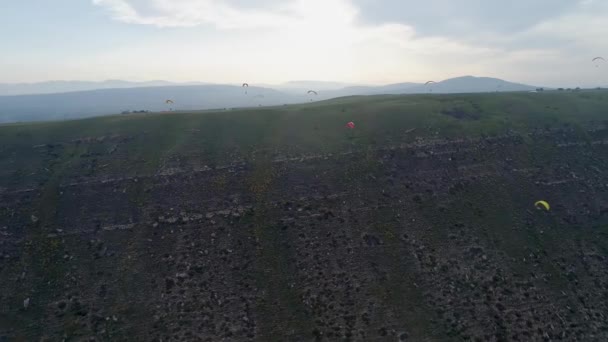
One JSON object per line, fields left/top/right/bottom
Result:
{"left": 525, "top": 8, "right": 608, "bottom": 50}
{"left": 93, "top": 0, "right": 306, "bottom": 29}
{"left": 485, "top": 1, "right": 608, "bottom": 86}
{"left": 88, "top": 0, "right": 608, "bottom": 86}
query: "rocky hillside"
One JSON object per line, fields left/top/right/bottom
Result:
{"left": 1, "top": 92, "right": 608, "bottom": 341}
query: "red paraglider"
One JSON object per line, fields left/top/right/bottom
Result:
{"left": 346, "top": 122, "right": 355, "bottom": 129}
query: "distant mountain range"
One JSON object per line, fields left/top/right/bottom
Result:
{"left": 0, "top": 76, "right": 541, "bottom": 123}
{"left": 0, "top": 80, "right": 211, "bottom": 96}
{"left": 275, "top": 81, "right": 361, "bottom": 93}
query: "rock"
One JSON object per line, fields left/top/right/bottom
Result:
{"left": 218, "top": 210, "right": 231, "bottom": 216}
{"left": 206, "top": 213, "right": 215, "bottom": 219}
{"left": 23, "top": 298, "right": 30, "bottom": 309}
{"left": 102, "top": 224, "right": 134, "bottom": 231}
{"left": 31, "top": 215, "right": 39, "bottom": 223}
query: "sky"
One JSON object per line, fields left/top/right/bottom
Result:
{"left": 1, "top": 0, "right": 607, "bottom": 87}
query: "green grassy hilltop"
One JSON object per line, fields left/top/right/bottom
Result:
{"left": 1, "top": 91, "right": 607, "bottom": 184}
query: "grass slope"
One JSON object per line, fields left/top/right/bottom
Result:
{"left": 1, "top": 91, "right": 607, "bottom": 188}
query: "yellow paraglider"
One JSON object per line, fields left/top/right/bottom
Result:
{"left": 535, "top": 200, "right": 550, "bottom": 211}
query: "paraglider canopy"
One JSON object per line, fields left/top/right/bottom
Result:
{"left": 593, "top": 57, "right": 605, "bottom": 67}
{"left": 346, "top": 121, "right": 355, "bottom": 129}
{"left": 425, "top": 81, "right": 435, "bottom": 85}
{"left": 534, "top": 200, "right": 550, "bottom": 211}
{"left": 307, "top": 90, "right": 318, "bottom": 102}
{"left": 165, "top": 99, "right": 175, "bottom": 112}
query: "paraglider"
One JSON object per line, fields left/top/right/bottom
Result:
{"left": 242, "top": 83, "right": 249, "bottom": 94}
{"left": 534, "top": 200, "right": 550, "bottom": 211}
{"left": 425, "top": 81, "right": 436, "bottom": 93}
{"left": 345, "top": 121, "right": 355, "bottom": 129}
{"left": 593, "top": 57, "right": 605, "bottom": 67}
{"left": 307, "top": 90, "right": 318, "bottom": 102}
{"left": 165, "top": 99, "right": 174, "bottom": 111}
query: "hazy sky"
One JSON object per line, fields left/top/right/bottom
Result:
{"left": 1, "top": 0, "right": 607, "bottom": 86}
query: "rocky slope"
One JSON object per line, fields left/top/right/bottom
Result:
{"left": 1, "top": 94, "right": 608, "bottom": 341}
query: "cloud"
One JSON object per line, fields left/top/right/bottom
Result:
{"left": 89, "top": 0, "right": 608, "bottom": 86}
{"left": 93, "top": 0, "right": 315, "bottom": 29}
{"left": 89, "top": 0, "right": 502, "bottom": 83}
{"left": 524, "top": 2, "right": 608, "bottom": 49}
{"left": 352, "top": 0, "right": 590, "bottom": 36}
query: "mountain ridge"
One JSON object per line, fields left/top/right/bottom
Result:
{"left": 0, "top": 76, "right": 543, "bottom": 123}
{"left": 0, "top": 76, "right": 539, "bottom": 96}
